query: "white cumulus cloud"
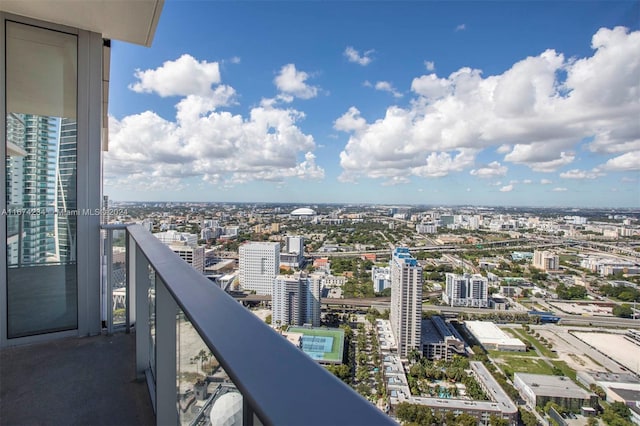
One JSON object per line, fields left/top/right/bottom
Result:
{"left": 470, "top": 161, "right": 508, "bottom": 178}
{"left": 344, "top": 46, "right": 374, "bottom": 66}
{"left": 337, "top": 27, "right": 640, "bottom": 184}
{"left": 374, "top": 81, "right": 403, "bottom": 98}
{"left": 274, "top": 64, "right": 319, "bottom": 100}
{"left": 599, "top": 151, "right": 640, "bottom": 171}
{"left": 552, "top": 187, "right": 568, "bottom": 192}
{"left": 106, "top": 57, "right": 324, "bottom": 192}
{"left": 499, "top": 184, "right": 514, "bottom": 192}
{"left": 129, "top": 54, "right": 221, "bottom": 97}
{"left": 560, "top": 169, "right": 605, "bottom": 179}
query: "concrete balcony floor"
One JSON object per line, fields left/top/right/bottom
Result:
{"left": 1, "top": 333, "right": 155, "bottom": 425}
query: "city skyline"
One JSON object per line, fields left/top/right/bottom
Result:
{"left": 106, "top": 1, "right": 639, "bottom": 207}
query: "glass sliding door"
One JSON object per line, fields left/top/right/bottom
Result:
{"left": 5, "top": 21, "right": 78, "bottom": 338}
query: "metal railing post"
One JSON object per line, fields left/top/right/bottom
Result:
{"left": 125, "top": 231, "right": 130, "bottom": 334}
{"left": 106, "top": 228, "right": 113, "bottom": 335}
{"left": 134, "top": 241, "right": 150, "bottom": 380}
{"left": 155, "top": 276, "right": 178, "bottom": 426}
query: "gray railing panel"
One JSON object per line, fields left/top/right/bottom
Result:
{"left": 127, "top": 224, "right": 394, "bottom": 426}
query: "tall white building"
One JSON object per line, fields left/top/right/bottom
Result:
{"left": 285, "top": 236, "right": 304, "bottom": 256}
{"left": 239, "top": 242, "right": 280, "bottom": 295}
{"left": 272, "top": 272, "right": 321, "bottom": 327}
{"left": 390, "top": 248, "right": 423, "bottom": 358}
{"left": 443, "top": 273, "right": 489, "bottom": 307}
{"left": 281, "top": 235, "right": 305, "bottom": 268}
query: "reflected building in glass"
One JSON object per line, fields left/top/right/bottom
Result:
{"left": 6, "top": 113, "right": 58, "bottom": 265}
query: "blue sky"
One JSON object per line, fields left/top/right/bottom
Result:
{"left": 105, "top": 1, "right": 640, "bottom": 207}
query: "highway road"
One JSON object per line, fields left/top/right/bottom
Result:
{"left": 232, "top": 292, "right": 640, "bottom": 327}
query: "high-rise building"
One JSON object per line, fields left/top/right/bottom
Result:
{"left": 272, "top": 272, "right": 321, "bottom": 327}
{"left": 285, "top": 236, "right": 304, "bottom": 256}
{"left": 443, "top": 273, "right": 489, "bottom": 307}
{"left": 239, "top": 242, "right": 280, "bottom": 295}
{"left": 390, "top": 247, "right": 423, "bottom": 358}
{"left": 6, "top": 114, "right": 59, "bottom": 265}
{"left": 533, "top": 250, "right": 559, "bottom": 271}
{"left": 281, "top": 235, "right": 305, "bottom": 268}
{"left": 54, "top": 118, "right": 77, "bottom": 262}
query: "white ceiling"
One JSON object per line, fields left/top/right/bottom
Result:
{"left": 1, "top": 0, "right": 164, "bottom": 46}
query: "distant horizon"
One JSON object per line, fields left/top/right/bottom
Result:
{"left": 106, "top": 199, "right": 640, "bottom": 212}
{"left": 106, "top": 1, "right": 639, "bottom": 207}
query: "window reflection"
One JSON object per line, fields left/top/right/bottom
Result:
{"left": 5, "top": 21, "right": 78, "bottom": 338}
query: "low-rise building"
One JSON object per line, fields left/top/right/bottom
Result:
{"left": 420, "top": 316, "right": 466, "bottom": 361}
{"left": 464, "top": 321, "right": 526, "bottom": 352}
{"left": 514, "top": 373, "right": 598, "bottom": 411}
{"left": 372, "top": 266, "right": 391, "bottom": 293}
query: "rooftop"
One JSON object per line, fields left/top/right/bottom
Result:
{"left": 515, "top": 373, "right": 594, "bottom": 399}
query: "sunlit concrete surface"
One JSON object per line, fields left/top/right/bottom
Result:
{"left": 1, "top": 333, "right": 154, "bottom": 425}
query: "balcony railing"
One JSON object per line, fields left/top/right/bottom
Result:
{"left": 103, "top": 224, "right": 395, "bottom": 426}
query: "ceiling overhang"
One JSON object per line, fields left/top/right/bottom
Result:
{"left": 1, "top": 0, "right": 164, "bottom": 47}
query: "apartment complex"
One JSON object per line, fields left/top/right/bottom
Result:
{"left": 239, "top": 241, "right": 280, "bottom": 295}
{"left": 443, "top": 273, "right": 489, "bottom": 308}
{"left": 390, "top": 248, "right": 422, "bottom": 358}
{"left": 272, "top": 272, "right": 321, "bottom": 327}
{"left": 420, "top": 316, "right": 466, "bottom": 361}
{"left": 533, "top": 250, "right": 559, "bottom": 272}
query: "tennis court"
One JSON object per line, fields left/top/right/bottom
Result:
{"left": 287, "top": 326, "right": 344, "bottom": 363}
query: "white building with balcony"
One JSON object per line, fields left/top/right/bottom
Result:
{"left": 272, "top": 272, "right": 321, "bottom": 327}
{"left": 443, "top": 273, "right": 489, "bottom": 308}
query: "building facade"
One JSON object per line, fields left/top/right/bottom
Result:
{"left": 390, "top": 248, "right": 422, "bottom": 358}
{"left": 371, "top": 266, "right": 391, "bottom": 293}
{"left": 272, "top": 272, "right": 321, "bottom": 327}
{"left": 514, "top": 373, "right": 598, "bottom": 411}
{"left": 443, "top": 273, "right": 489, "bottom": 307}
{"left": 154, "top": 230, "right": 204, "bottom": 273}
{"left": 421, "top": 316, "right": 466, "bottom": 361}
{"left": 533, "top": 250, "right": 559, "bottom": 272}
{"left": 239, "top": 242, "right": 280, "bottom": 295}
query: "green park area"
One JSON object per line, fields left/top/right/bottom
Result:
{"left": 505, "top": 328, "right": 558, "bottom": 358}
{"left": 496, "top": 357, "right": 554, "bottom": 377}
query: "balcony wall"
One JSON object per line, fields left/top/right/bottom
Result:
{"left": 106, "top": 224, "right": 396, "bottom": 426}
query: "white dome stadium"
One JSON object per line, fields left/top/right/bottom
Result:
{"left": 290, "top": 207, "right": 316, "bottom": 216}
{"left": 209, "top": 392, "right": 243, "bottom": 426}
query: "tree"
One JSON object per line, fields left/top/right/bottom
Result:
{"left": 489, "top": 415, "right": 509, "bottom": 426}
{"left": 456, "top": 413, "right": 478, "bottom": 426}
{"left": 326, "top": 364, "right": 351, "bottom": 383}
{"left": 612, "top": 304, "right": 634, "bottom": 318}
{"left": 395, "top": 402, "right": 434, "bottom": 425}
{"left": 610, "top": 401, "right": 631, "bottom": 420}
{"left": 519, "top": 408, "right": 538, "bottom": 426}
